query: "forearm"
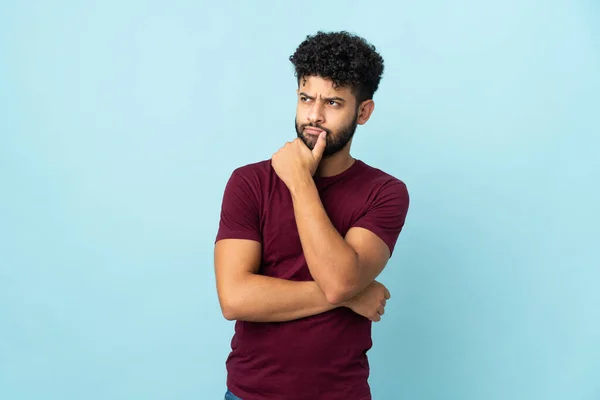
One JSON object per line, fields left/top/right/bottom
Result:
{"left": 289, "top": 177, "right": 361, "bottom": 303}
{"left": 221, "top": 273, "right": 339, "bottom": 322}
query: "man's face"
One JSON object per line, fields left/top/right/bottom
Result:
{"left": 295, "top": 76, "right": 359, "bottom": 157}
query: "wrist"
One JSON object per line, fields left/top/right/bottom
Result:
{"left": 289, "top": 173, "right": 315, "bottom": 198}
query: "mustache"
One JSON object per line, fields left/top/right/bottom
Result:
{"left": 300, "top": 123, "right": 332, "bottom": 136}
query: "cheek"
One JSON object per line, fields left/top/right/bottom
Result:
{"left": 328, "top": 112, "right": 347, "bottom": 129}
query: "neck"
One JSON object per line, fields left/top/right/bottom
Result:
{"left": 315, "top": 150, "right": 355, "bottom": 178}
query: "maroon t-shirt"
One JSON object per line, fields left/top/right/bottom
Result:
{"left": 215, "top": 159, "right": 409, "bottom": 400}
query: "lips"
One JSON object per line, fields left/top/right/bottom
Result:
{"left": 304, "top": 127, "right": 325, "bottom": 136}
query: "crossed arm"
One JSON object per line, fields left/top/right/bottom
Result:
{"left": 288, "top": 177, "right": 391, "bottom": 304}
{"left": 215, "top": 239, "right": 339, "bottom": 322}
{"left": 214, "top": 228, "right": 387, "bottom": 323}
{"left": 214, "top": 176, "right": 405, "bottom": 323}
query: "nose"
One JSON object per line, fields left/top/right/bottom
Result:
{"left": 307, "top": 102, "right": 325, "bottom": 125}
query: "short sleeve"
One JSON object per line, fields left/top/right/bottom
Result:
{"left": 351, "top": 180, "right": 409, "bottom": 256}
{"left": 215, "top": 170, "right": 262, "bottom": 243}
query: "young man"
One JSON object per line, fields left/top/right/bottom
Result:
{"left": 214, "top": 31, "right": 410, "bottom": 400}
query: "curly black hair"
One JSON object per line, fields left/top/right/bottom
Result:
{"left": 289, "top": 31, "right": 384, "bottom": 103}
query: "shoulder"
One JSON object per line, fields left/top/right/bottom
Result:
{"left": 357, "top": 160, "right": 409, "bottom": 202}
{"left": 228, "top": 159, "right": 273, "bottom": 187}
{"left": 231, "top": 159, "right": 272, "bottom": 177}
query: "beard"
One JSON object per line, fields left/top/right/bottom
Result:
{"left": 295, "top": 110, "right": 359, "bottom": 157}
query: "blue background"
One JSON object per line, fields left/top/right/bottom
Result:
{"left": 1, "top": 1, "right": 599, "bottom": 399}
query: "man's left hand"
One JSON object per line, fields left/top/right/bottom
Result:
{"left": 272, "top": 132, "right": 327, "bottom": 189}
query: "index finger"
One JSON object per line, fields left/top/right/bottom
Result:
{"left": 384, "top": 288, "right": 391, "bottom": 300}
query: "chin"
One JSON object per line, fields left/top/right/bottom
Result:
{"left": 300, "top": 134, "right": 317, "bottom": 148}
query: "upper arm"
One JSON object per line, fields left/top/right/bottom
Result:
{"left": 344, "top": 180, "right": 409, "bottom": 288}
{"left": 214, "top": 170, "right": 262, "bottom": 314}
{"left": 344, "top": 227, "right": 391, "bottom": 286}
{"left": 214, "top": 239, "right": 261, "bottom": 316}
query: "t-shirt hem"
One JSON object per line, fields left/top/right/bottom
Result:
{"left": 215, "top": 231, "right": 262, "bottom": 243}
{"left": 350, "top": 222, "right": 396, "bottom": 256}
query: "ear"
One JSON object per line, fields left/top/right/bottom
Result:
{"left": 357, "top": 100, "right": 375, "bottom": 125}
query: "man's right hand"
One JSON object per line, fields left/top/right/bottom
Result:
{"left": 343, "top": 281, "right": 391, "bottom": 322}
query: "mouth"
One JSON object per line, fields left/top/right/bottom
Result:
{"left": 303, "top": 127, "right": 325, "bottom": 136}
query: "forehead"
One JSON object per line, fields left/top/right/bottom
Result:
{"left": 299, "top": 75, "right": 354, "bottom": 98}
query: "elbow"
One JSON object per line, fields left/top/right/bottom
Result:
{"left": 324, "top": 282, "right": 358, "bottom": 305}
{"left": 325, "top": 291, "right": 354, "bottom": 306}
{"left": 221, "top": 305, "right": 238, "bottom": 321}
{"left": 325, "top": 292, "right": 348, "bottom": 306}
{"left": 219, "top": 295, "right": 241, "bottom": 321}
{"left": 217, "top": 276, "right": 253, "bottom": 321}
{"left": 323, "top": 258, "right": 361, "bottom": 305}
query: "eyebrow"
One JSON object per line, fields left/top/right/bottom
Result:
{"left": 299, "top": 92, "right": 347, "bottom": 103}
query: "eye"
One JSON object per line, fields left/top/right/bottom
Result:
{"left": 300, "top": 96, "right": 311, "bottom": 102}
{"left": 328, "top": 100, "right": 338, "bottom": 106}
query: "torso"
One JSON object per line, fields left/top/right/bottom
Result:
{"left": 224, "top": 159, "right": 405, "bottom": 400}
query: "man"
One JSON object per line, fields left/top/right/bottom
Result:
{"left": 214, "top": 31, "right": 409, "bottom": 400}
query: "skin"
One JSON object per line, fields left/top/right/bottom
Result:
{"left": 214, "top": 75, "right": 391, "bottom": 323}
{"left": 294, "top": 75, "right": 373, "bottom": 175}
